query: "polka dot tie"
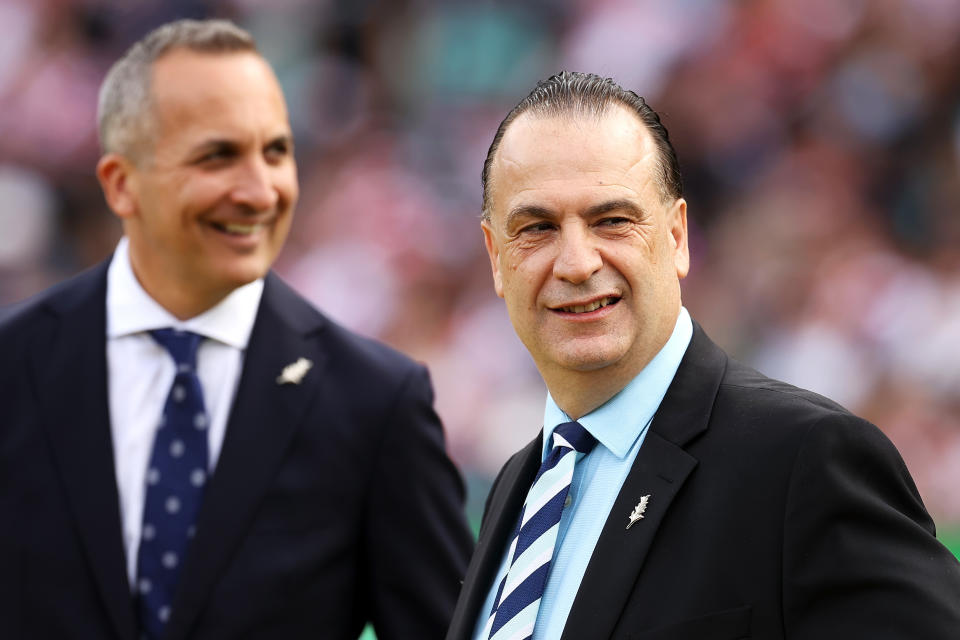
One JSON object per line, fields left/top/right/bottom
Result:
{"left": 483, "top": 421, "right": 596, "bottom": 640}
{"left": 137, "top": 329, "right": 210, "bottom": 639}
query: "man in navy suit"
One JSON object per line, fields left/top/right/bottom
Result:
{"left": 0, "top": 19, "right": 472, "bottom": 640}
{"left": 445, "top": 71, "right": 960, "bottom": 640}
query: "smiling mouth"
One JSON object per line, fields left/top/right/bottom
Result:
{"left": 555, "top": 296, "right": 620, "bottom": 314}
{"left": 211, "top": 222, "right": 265, "bottom": 236}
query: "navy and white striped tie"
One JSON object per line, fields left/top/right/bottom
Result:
{"left": 484, "top": 421, "right": 596, "bottom": 640}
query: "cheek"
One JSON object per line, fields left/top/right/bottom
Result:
{"left": 172, "top": 167, "right": 242, "bottom": 211}
{"left": 178, "top": 180, "right": 224, "bottom": 214}
{"left": 282, "top": 168, "right": 299, "bottom": 204}
{"left": 268, "top": 165, "right": 298, "bottom": 206}
{"left": 269, "top": 215, "right": 295, "bottom": 250}
{"left": 499, "top": 253, "right": 536, "bottom": 298}
{"left": 500, "top": 266, "right": 545, "bottom": 314}
{"left": 502, "top": 237, "right": 555, "bottom": 274}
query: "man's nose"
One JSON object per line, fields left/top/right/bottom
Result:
{"left": 231, "top": 156, "right": 280, "bottom": 212}
{"left": 553, "top": 225, "right": 602, "bottom": 284}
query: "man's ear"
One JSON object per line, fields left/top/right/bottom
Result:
{"left": 669, "top": 198, "right": 690, "bottom": 280}
{"left": 481, "top": 219, "right": 504, "bottom": 298}
{"left": 96, "top": 153, "right": 139, "bottom": 220}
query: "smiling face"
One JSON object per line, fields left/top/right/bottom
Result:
{"left": 482, "top": 105, "right": 689, "bottom": 415}
{"left": 97, "top": 49, "right": 298, "bottom": 319}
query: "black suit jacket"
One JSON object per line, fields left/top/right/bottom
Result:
{"left": 447, "top": 324, "right": 960, "bottom": 640}
{"left": 0, "top": 261, "right": 474, "bottom": 640}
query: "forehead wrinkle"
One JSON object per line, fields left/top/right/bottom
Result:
{"left": 623, "top": 146, "right": 658, "bottom": 178}
{"left": 507, "top": 170, "right": 646, "bottom": 202}
{"left": 617, "top": 117, "right": 658, "bottom": 172}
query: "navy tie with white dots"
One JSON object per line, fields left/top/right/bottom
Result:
{"left": 137, "top": 329, "right": 210, "bottom": 639}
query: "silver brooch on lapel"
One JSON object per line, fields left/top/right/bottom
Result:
{"left": 626, "top": 495, "right": 650, "bottom": 530}
{"left": 276, "top": 357, "right": 313, "bottom": 385}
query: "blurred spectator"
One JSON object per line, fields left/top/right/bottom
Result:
{"left": 1, "top": 0, "right": 959, "bottom": 529}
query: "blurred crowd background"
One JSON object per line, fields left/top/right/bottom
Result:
{"left": 2, "top": 0, "right": 959, "bottom": 545}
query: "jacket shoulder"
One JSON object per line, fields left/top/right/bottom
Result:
{"left": 0, "top": 263, "right": 108, "bottom": 342}
{"left": 719, "top": 356, "right": 852, "bottom": 420}
{"left": 264, "top": 272, "right": 425, "bottom": 385}
{"left": 324, "top": 318, "right": 424, "bottom": 379}
{"left": 705, "top": 353, "right": 903, "bottom": 476}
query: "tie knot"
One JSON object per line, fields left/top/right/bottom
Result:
{"left": 552, "top": 421, "right": 596, "bottom": 455}
{"left": 150, "top": 329, "right": 204, "bottom": 369}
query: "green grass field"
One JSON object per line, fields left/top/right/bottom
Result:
{"left": 940, "top": 528, "right": 960, "bottom": 560}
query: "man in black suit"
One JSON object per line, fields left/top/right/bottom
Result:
{"left": 446, "top": 71, "right": 960, "bottom": 640}
{"left": 0, "top": 19, "right": 472, "bottom": 640}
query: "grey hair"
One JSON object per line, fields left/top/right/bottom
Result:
{"left": 481, "top": 71, "right": 683, "bottom": 220}
{"left": 97, "top": 19, "right": 257, "bottom": 162}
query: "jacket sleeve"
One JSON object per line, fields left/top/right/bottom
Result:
{"left": 364, "top": 364, "right": 475, "bottom": 640}
{"left": 782, "top": 412, "right": 960, "bottom": 638}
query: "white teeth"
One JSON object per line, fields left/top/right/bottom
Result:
{"left": 561, "top": 297, "right": 615, "bottom": 313}
{"left": 221, "top": 223, "right": 261, "bottom": 235}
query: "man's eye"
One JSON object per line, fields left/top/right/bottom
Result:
{"left": 598, "top": 217, "right": 629, "bottom": 227}
{"left": 265, "top": 141, "right": 291, "bottom": 162}
{"left": 198, "top": 148, "right": 234, "bottom": 163}
{"left": 521, "top": 222, "right": 554, "bottom": 234}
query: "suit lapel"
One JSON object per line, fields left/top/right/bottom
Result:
{"left": 36, "top": 263, "right": 137, "bottom": 640}
{"left": 561, "top": 324, "right": 728, "bottom": 640}
{"left": 446, "top": 436, "right": 542, "bottom": 640}
{"left": 560, "top": 433, "right": 697, "bottom": 640}
{"left": 165, "top": 273, "right": 326, "bottom": 640}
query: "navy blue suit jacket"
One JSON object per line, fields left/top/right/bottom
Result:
{"left": 446, "top": 324, "right": 960, "bottom": 640}
{"left": 0, "top": 260, "right": 473, "bottom": 639}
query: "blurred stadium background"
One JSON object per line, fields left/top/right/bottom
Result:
{"left": 2, "top": 3, "right": 959, "bottom": 622}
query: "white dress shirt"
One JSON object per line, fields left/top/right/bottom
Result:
{"left": 105, "top": 237, "right": 264, "bottom": 587}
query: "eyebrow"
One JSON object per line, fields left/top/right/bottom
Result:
{"left": 504, "top": 198, "right": 645, "bottom": 228}
{"left": 266, "top": 133, "right": 294, "bottom": 149}
{"left": 583, "top": 199, "right": 645, "bottom": 218}
{"left": 504, "top": 204, "right": 555, "bottom": 229}
{"left": 189, "top": 138, "right": 238, "bottom": 155}
{"left": 190, "top": 132, "right": 293, "bottom": 151}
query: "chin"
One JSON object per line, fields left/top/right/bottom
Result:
{"left": 551, "top": 345, "right": 626, "bottom": 373}
{"left": 225, "top": 255, "right": 274, "bottom": 283}
{"left": 209, "top": 269, "right": 267, "bottom": 296}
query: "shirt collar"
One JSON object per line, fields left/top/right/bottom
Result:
{"left": 542, "top": 307, "right": 694, "bottom": 460}
{"left": 106, "top": 236, "right": 264, "bottom": 349}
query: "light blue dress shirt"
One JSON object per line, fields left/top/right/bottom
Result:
{"left": 472, "top": 307, "right": 693, "bottom": 640}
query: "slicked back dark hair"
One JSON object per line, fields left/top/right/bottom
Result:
{"left": 481, "top": 71, "right": 682, "bottom": 220}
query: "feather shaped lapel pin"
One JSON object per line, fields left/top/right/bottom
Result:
{"left": 626, "top": 495, "right": 651, "bottom": 530}
{"left": 276, "top": 357, "right": 313, "bottom": 385}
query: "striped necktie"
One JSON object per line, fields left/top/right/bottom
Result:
{"left": 484, "top": 421, "right": 597, "bottom": 640}
{"left": 137, "top": 329, "right": 210, "bottom": 639}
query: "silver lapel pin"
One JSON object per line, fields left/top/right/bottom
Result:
{"left": 276, "top": 357, "right": 313, "bottom": 385}
{"left": 626, "top": 495, "right": 651, "bottom": 530}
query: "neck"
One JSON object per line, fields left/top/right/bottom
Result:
{"left": 544, "top": 368, "right": 634, "bottom": 420}
{"left": 541, "top": 319, "right": 680, "bottom": 420}
{"left": 147, "top": 287, "right": 224, "bottom": 321}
